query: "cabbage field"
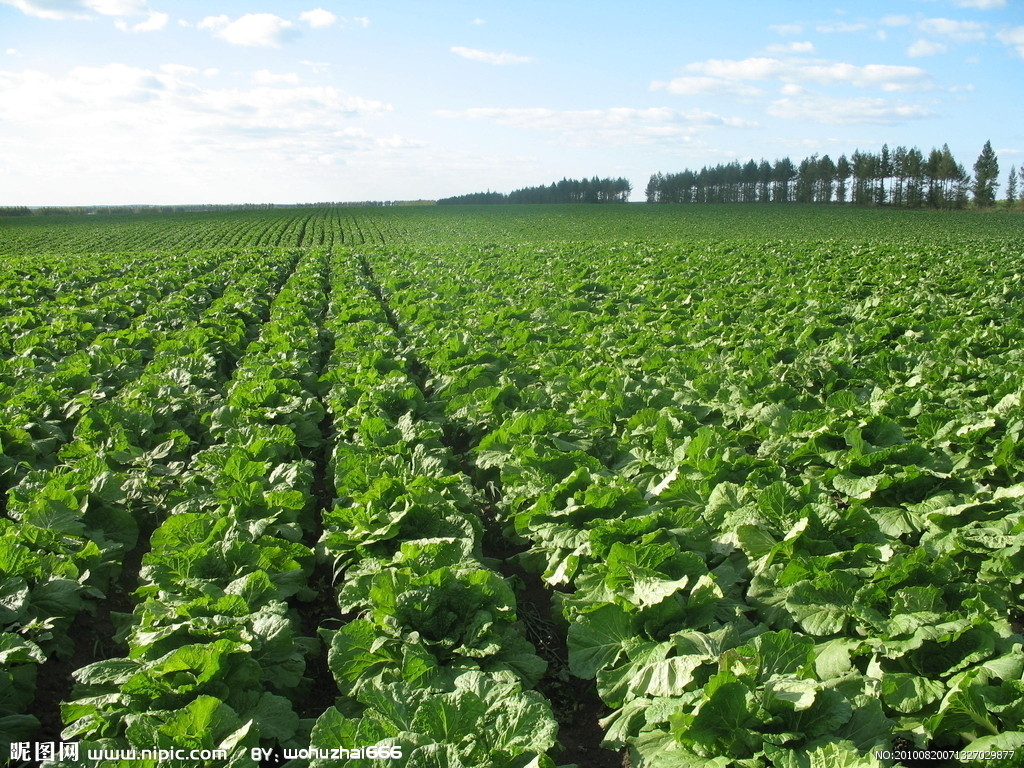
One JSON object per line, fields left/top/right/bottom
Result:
{"left": 1, "top": 204, "right": 1023, "bottom": 767}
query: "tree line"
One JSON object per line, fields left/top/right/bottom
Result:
{"left": 437, "top": 176, "right": 632, "bottom": 205}
{"left": 646, "top": 141, "right": 1017, "bottom": 209}
{"left": 0, "top": 200, "right": 437, "bottom": 217}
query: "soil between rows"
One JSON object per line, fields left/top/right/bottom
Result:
{"left": 485, "top": 523, "right": 624, "bottom": 768}
{"left": 350, "top": 252, "right": 625, "bottom": 766}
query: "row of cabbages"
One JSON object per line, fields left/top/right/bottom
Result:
{"left": 33, "top": 249, "right": 312, "bottom": 766}
{"left": 1, "top": 250, "right": 298, "bottom": 756}
{"left": 301, "top": 255, "right": 560, "bottom": 768}
{"left": 1, "top": 249, "right": 230, "bottom": 490}
{"left": 371, "top": 242, "right": 1024, "bottom": 768}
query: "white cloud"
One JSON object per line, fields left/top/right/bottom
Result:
{"left": 300, "top": 60, "right": 330, "bottom": 74}
{"left": 160, "top": 63, "right": 197, "bottom": 76}
{"left": 997, "top": 26, "right": 1024, "bottom": 57}
{"left": 907, "top": 39, "right": 948, "bottom": 57}
{"left": 764, "top": 41, "right": 815, "bottom": 54}
{"left": 253, "top": 69, "right": 300, "bottom": 85}
{"left": 650, "top": 76, "right": 764, "bottom": 97}
{"left": 0, "top": 63, "right": 390, "bottom": 126}
{"left": 769, "top": 23, "right": 803, "bottom": 36}
{"left": 0, "top": 62, "right": 422, "bottom": 203}
{"left": 816, "top": 22, "right": 868, "bottom": 33}
{"left": 298, "top": 9, "right": 369, "bottom": 30}
{"left": 86, "top": 0, "right": 146, "bottom": 14}
{"left": 299, "top": 8, "right": 336, "bottom": 28}
{"left": 881, "top": 15, "right": 912, "bottom": 26}
{"left": 435, "top": 106, "right": 755, "bottom": 147}
{"left": 1, "top": 0, "right": 149, "bottom": 19}
{"left": 376, "top": 134, "right": 427, "bottom": 149}
{"left": 6, "top": 48, "right": 22, "bottom": 56}
{"left": 0, "top": 63, "right": 394, "bottom": 158}
{"left": 0, "top": 63, "right": 166, "bottom": 120}
{"left": 5, "top": 0, "right": 169, "bottom": 29}
{"left": 768, "top": 94, "right": 933, "bottom": 124}
{"left": 115, "top": 11, "right": 167, "bottom": 32}
{"left": 198, "top": 13, "right": 298, "bottom": 47}
{"left": 470, "top": 18, "right": 485, "bottom": 25}
{"left": 450, "top": 46, "right": 533, "bottom": 65}
{"left": 919, "top": 17, "right": 986, "bottom": 41}
{"left": 954, "top": 0, "right": 1005, "bottom": 8}
{"left": 681, "top": 57, "right": 933, "bottom": 92}
{"left": 198, "top": 16, "right": 227, "bottom": 30}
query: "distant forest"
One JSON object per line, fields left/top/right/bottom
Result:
{"left": 646, "top": 141, "right": 1017, "bottom": 209}
{"left": 437, "top": 176, "right": 632, "bottom": 205}
{"left": 434, "top": 142, "right": 1019, "bottom": 209}
{"left": 0, "top": 200, "right": 433, "bottom": 217}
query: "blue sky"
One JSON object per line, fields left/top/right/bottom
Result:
{"left": 1, "top": 0, "right": 1021, "bottom": 204}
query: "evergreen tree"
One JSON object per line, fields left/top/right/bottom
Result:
{"left": 1007, "top": 165, "right": 1018, "bottom": 208}
{"left": 835, "top": 155, "right": 851, "bottom": 204}
{"left": 796, "top": 155, "right": 817, "bottom": 203}
{"left": 892, "top": 146, "right": 908, "bottom": 207}
{"left": 645, "top": 173, "right": 662, "bottom": 203}
{"left": 938, "top": 145, "right": 961, "bottom": 209}
{"left": 877, "top": 144, "right": 892, "bottom": 205}
{"left": 851, "top": 150, "right": 877, "bottom": 205}
{"left": 972, "top": 140, "right": 999, "bottom": 207}
{"left": 741, "top": 160, "right": 758, "bottom": 202}
{"left": 723, "top": 161, "right": 742, "bottom": 203}
{"left": 757, "top": 160, "right": 772, "bottom": 202}
{"left": 953, "top": 160, "right": 971, "bottom": 209}
{"left": 773, "top": 158, "right": 797, "bottom": 202}
{"left": 926, "top": 148, "right": 944, "bottom": 208}
{"left": 817, "top": 154, "right": 835, "bottom": 203}
{"left": 903, "top": 147, "right": 924, "bottom": 207}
